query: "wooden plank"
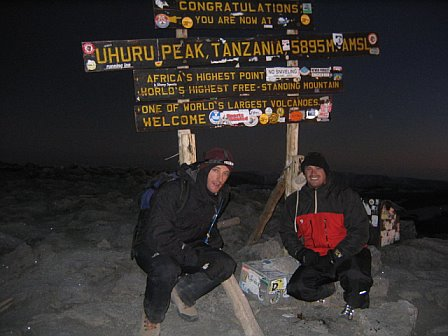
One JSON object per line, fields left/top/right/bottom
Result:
{"left": 134, "top": 95, "right": 333, "bottom": 132}
{"left": 285, "top": 124, "right": 300, "bottom": 197}
{"left": 247, "top": 173, "right": 286, "bottom": 245}
{"left": 177, "top": 129, "right": 196, "bottom": 165}
{"left": 0, "top": 297, "right": 14, "bottom": 313}
{"left": 222, "top": 275, "right": 265, "bottom": 336}
{"left": 133, "top": 66, "right": 343, "bottom": 102}
{"left": 153, "top": 0, "right": 314, "bottom": 30}
{"left": 217, "top": 216, "right": 241, "bottom": 229}
{"left": 82, "top": 32, "right": 380, "bottom": 72}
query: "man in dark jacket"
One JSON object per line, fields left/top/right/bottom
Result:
{"left": 279, "top": 152, "right": 373, "bottom": 320}
{"left": 134, "top": 148, "right": 236, "bottom": 335}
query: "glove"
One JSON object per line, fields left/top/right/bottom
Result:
{"left": 295, "top": 248, "right": 319, "bottom": 266}
{"left": 328, "top": 248, "right": 345, "bottom": 268}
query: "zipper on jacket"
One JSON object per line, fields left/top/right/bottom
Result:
{"left": 314, "top": 189, "right": 318, "bottom": 214}
{"left": 323, "top": 218, "right": 331, "bottom": 248}
{"left": 294, "top": 191, "right": 299, "bottom": 233}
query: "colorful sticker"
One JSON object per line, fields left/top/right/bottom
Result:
{"left": 281, "top": 40, "right": 291, "bottom": 51}
{"left": 85, "top": 59, "right": 97, "bottom": 71}
{"left": 300, "top": 14, "right": 311, "bottom": 26}
{"left": 82, "top": 42, "right": 95, "bottom": 55}
{"left": 305, "top": 108, "right": 318, "bottom": 119}
{"left": 368, "top": 33, "right": 378, "bottom": 45}
{"left": 289, "top": 109, "right": 303, "bottom": 122}
{"left": 209, "top": 110, "right": 221, "bottom": 124}
{"left": 270, "top": 113, "right": 279, "bottom": 124}
{"left": 333, "top": 73, "right": 343, "bottom": 80}
{"left": 278, "top": 17, "right": 290, "bottom": 26}
{"left": 155, "top": 14, "right": 170, "bottom": 28}
{"left": 332, "top": 33, "right": 344, "bottom": 49}
{"left": 302, "top": 3, "right": 313, "bottom": 14}
{"left": 269, "top": 278, "right": 287, "bottom": 294}
{"left": 311, "top": 67, "right": 332, "bottom": 78}
{"left": 300, "top": 67, "right": 311, "bottom": 76}
{"left": 259, "top": 114, "right": 269, "bottom": 124}
{"left": 182, "top": 17, "right": 193, "bottom": 28}
{"left": 208, "top": 109, "right": 261, "bottom": 127}
{"left": 154, "top": 0, "right": 169, "bottom": 9}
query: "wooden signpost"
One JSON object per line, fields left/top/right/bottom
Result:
{"left": 82, "top": 32, "right": 379, "bottom": 72}
{"left": 81, "top": 1, "right": 380, "bottom": 334}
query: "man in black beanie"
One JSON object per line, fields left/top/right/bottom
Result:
{"left": 133, "top": 148, "right": 236, "bottom": 335}
{"left": 279, "top": 152, "right": 373, "bottom": 320}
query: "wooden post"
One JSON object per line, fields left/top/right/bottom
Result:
{"left": 246, "top": 173, "right": 285, "bottom": 245}
{"left": 222, "top": 276, "right": 265, "bottom": 336}
{"left": 177, "top": 129, "right": 196, "bottom": 165}
{"left": 246, "top": 117, "right": 300, "bottom": 245}
{"left": 245, "top": 28, "right": 302, "bottom": 245}
{"left": 284, "top": 29, "right": 301, "bottom": 197}
{"left": 284, "top": 124, "right": 300, "bottom": 197}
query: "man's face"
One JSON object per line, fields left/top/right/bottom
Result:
{"left": 207, "top": 165, "right": 231, "bottom": 194}
{"left": 304, "top": 165, "right": 327, "bottom": 189}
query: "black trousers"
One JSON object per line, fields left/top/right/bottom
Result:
{"left": 134, "top": 244, "right": 236, "bottom": 323}
{"left": 287, "top": 247, "right": 373, "bottom": 309}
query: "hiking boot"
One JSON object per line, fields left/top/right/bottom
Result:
{"left": 340, "top": 304, "right": 354, "bottom": 320}
{"left": 140, "top": 311, "right": 160, "bottom": 336}
{"left": 171, "top": 287, "right": 199, "bottom": 322}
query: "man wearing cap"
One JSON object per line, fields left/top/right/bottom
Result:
{"left": 279, "top": 152, "right": 373, "bottom": 320}
{"left": 134, "top": 148, "right": 236, "bottom": 335}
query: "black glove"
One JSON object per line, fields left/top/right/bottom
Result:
{"left": 328, "top": 248, "right": 345, "bottom": 268}
{"left": 295, "top": 248, "right": 320, "bottom": 266}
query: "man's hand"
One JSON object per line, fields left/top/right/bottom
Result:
{"left": 328, "top": 248, "right": 345, "bottom": 267}
{"left": 295, "top": 248, "right": 320, "bottom": 266}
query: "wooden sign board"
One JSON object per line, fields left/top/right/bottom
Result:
{"left": 153, "top": 0, "right": 314, "bottom": 30}
{"left": 82, "top": 32, "right": 379, "bottom": 72}
{"left": 134, "top": 95, "right": 332, "bottom": 131}
{"left": 133, "top": 66, "right": 343, "bottom": 101}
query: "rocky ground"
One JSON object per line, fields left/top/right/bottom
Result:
{"left": 1, "top": 162, "right": 447, "bottom": 336}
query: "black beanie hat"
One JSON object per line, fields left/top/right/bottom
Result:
{"left": 203, "top": 147, "right": 234, "bottom": 171}
{"left": 301, "top": 152, "right": 330, "bottom": 174}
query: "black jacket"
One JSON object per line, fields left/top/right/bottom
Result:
{"left": 280, "top": 175, "right": 369, "bottom": 259}
{"left": 140, "top": 164, "right": 230, "bottom": 265}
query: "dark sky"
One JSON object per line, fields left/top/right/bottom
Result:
{"left": 2, "top": 1, "right": 448, "bottom": 181}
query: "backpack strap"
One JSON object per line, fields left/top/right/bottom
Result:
{"left": 176, "top": 178, "right": 190, "bottom": 214}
